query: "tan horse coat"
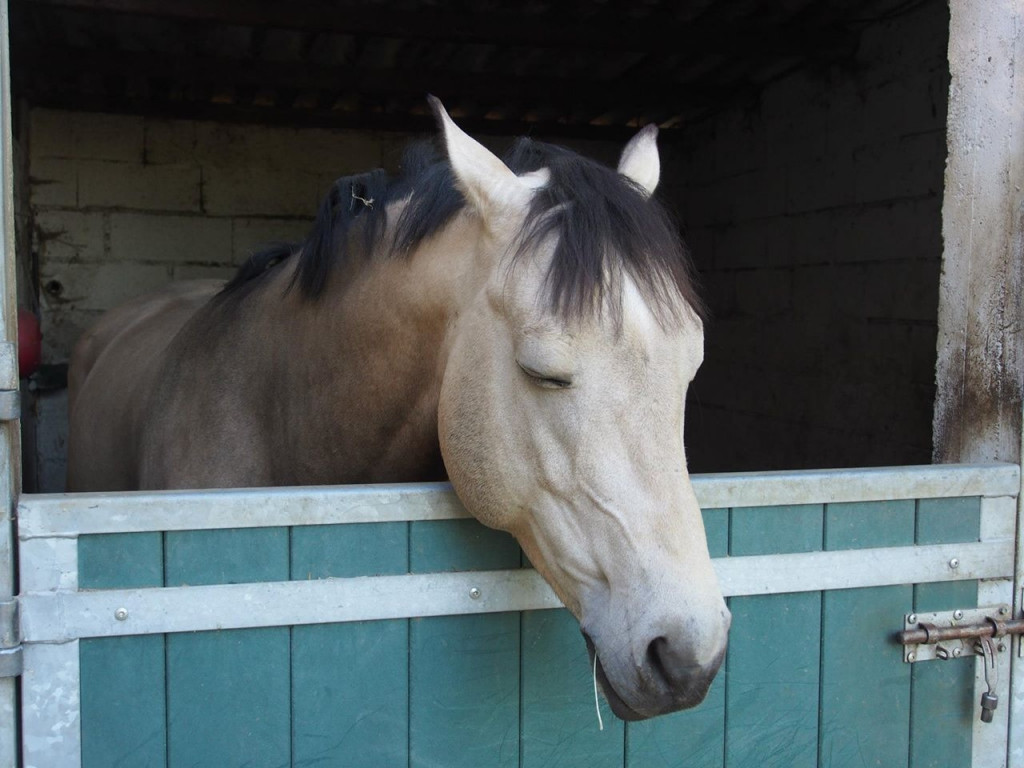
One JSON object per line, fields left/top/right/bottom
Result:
{"left": 68, "top": 100, "right": 729, "bottom": 720}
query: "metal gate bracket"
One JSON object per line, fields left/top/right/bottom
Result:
{"left": 0, "top": 600, "right": 20, "bottom": 677}
{"left": 897, "top": 605, "right": 1024, "bottom": 663}
{"left": 0, "top": 341, "right": 18, "bottom": 421}
{"left": 0, "top": 389, "right": 18, "bottom": 422}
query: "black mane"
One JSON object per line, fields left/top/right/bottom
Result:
{"left": 221, "top": 136, "right": 704, "bottom": 323}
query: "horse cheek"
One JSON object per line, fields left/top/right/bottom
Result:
{"left": 437, "top": 373, "right": 522, "bottom": 533}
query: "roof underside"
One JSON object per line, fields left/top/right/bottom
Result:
{"left": 12, "top": 0, "right": 929, "bottom": 141}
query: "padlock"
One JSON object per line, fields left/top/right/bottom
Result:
{"left": 980, "top": 691, "right": 998, "bottom": 723}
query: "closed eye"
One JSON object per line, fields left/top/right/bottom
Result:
{"left": 517, "top": 362, "right": 573, "bottom": 389}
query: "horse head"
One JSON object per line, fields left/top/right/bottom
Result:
{"left": 432, "top": 99, "right": 729, "bottom": 720}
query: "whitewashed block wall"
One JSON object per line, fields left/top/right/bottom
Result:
{"left": 25, "top": 112, "right": 420, "bottom": 490}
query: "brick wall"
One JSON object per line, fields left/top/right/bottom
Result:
{"left": 28, "top": 112, "right": 409, "bottom": 363}
{"left": 664, "top": 1, "right": 949, "bottom": 472}
{"left": 24, "top": 112, "right": 420, "bottom": 490}
{"left": 21, "top": 1, "right": 950, "bottom": 488}
{"left": 22, "top": 110, "right": 616, "bottom": 490}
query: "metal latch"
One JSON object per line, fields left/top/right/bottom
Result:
{"left": 897, "top": 605, "right": 1023, "bottom": 663}
{"left": 0, "top": 600, "right": 21, "bottom": 678}
{"left": 898, "top": 605, "right": 1024, "bottom": 724}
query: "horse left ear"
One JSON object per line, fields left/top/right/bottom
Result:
{"left": 428, "top": 95, "right": 540, "bottom": 216}
{"left": 618, "top": 123, "right": 660, "bottom": 197}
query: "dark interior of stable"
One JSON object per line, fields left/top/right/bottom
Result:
{"left": 11, "top": 0, "right": 949, "bottom": 490}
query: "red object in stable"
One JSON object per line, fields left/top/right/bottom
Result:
{"left": 18, "top": 309, "right": 41, "bottom": 377}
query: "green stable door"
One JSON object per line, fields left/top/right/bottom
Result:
{"left": 78, "top": 496, "right": 982, "bottom": 768}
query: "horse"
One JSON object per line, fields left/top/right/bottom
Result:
{"left": 66, "top": 97, "right": 729, "bottom": 721}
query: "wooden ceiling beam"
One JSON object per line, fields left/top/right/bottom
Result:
{"left": 13, "top": 0, "right": 852, "bottom": 57}
{"left": 13, "top": 42, "right": 717, "bottom": 116}
{"left": 15, "top": 90, "right": 677, "bottom": 143}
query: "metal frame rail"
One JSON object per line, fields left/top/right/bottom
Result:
{"left": 12, "top": 462, "right": 1023, "bottom": 768}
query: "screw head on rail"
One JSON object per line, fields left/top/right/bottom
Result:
{"left": 469, "top": 587, "right": 481, "bottom": 600}
{"left": 907, "top": 614, "right": 918, "bottom": 625}
{"left": 953, "top": 610, "right": 964, "bottom": 621}
{"left": 114, "top": 608, "right": 129, "bottom": 621}
{"left": 948, "top": 558, "right": 960, "bottom": 570}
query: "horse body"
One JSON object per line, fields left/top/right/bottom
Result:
{"left": 68, "top": 99, "right": 729, "bottom": 721}
{"left": 69, "top": 279, "right": 222, "bottom": 490}
{"left": 70, "top": 209, "right": 485, "bottom": 489}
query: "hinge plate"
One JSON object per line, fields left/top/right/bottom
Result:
{"left": 0, "top": 647, "right": 21, "bottom": 678}
{"left": 0, "top": 389, "right": 18, "bottom": 421}
{"left": 0, "top": 342, "right": 15, "bottom": 390}
{"left": 901, "top": 605, "right": 1015, "bottom": 663}
{"left": 0, "top": 600, "right": 19, "bottom": 677}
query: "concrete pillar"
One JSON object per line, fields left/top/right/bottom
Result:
{"left": 934, "top": 0, "right": 1024, "bottom": 466}
{"left": 0, "top": 0, "right": 17, "bottom": 764}
{"left": 935, "top": 4, "right": 1024, "bottom": 766}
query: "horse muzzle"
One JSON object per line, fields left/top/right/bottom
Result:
{"left": 582, "top": 607, "right": 730, "bottom": 721}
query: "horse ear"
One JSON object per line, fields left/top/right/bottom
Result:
{"left": 618, "top": 123, "right": 660, "bottom": 197}
{"left": 428, "top": 95, "right": 538, "bottom": 215}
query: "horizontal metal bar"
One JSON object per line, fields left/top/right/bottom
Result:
{"left": 19, "top": 539, "right": 1013, "bottom": 643}
{"left": 693, "top": 462, "right": 1019, "bottom": 509}
{"left": 18, "top": 482, "right": 467, "bottom": 539}
{"left": 718, "top": 540, "right": 1013, "bottom": 596}
{"left": 20, "top": 569, "right": 559, "bottom": 642}
{"left": 898, "top": 617, "right": 1024, "bottom": 646}
{"left": 17, "top": 463, "right": 1019, "bottom": 539}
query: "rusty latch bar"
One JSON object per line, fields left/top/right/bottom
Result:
{"left": 897, "top": 605, "right": 1024, "bottom": 663}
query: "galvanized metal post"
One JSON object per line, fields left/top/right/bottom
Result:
{"left": 1012, "top": 479, "right": 1024, "bottom": 768}
{"left": 938, "top": 2, "right": 1024, "bottom": 766}
{"left": 0, "top": 0, "right": 17, "bottom": 765}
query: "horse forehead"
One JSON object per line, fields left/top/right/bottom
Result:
{"left": 620, "top": 273, "right": 662, "bottom": 337}
{"left": 493, "top": 247, "right": 701, "bottom": 365}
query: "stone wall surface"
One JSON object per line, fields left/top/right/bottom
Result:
{"left": 20, "top": 1, "right": 950, "bottom": 487}
{"left": 663, "top": 1, "right": 949, "bottom": 472}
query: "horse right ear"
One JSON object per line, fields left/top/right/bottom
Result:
{"left": 428, "top": 96, "right": 543, "bottom": 219}
{"left": 618, "top": 123, "right": 660, "bottom": 197}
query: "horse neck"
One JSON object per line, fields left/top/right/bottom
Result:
{"left": 253, "top": 210, "right": 488, "bottom": 484}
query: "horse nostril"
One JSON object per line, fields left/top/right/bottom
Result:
{"left": 645, "top": 634, "right": 718, "bottom": 687}
{"left": 646, "top": 636, "right": 674, "bottom": 685}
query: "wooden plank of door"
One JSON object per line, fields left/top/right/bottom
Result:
{"left": 290, "top": 523, "right": 410, "bottom": 768}
{"left": 408, "top": 519, "right": 522, "bottom": 768}
{"left": 164, "top": 528, "right": 290, "bottom": 767}
{"left": 521, "top": 607, "right": 626, "bottom": 768}
{"left": 625, "top": 506, "right": 730, "bottom": 768}
{"left": 909, "top": 496, "right": 980, "bottom": 768}
{"left": 79, "top": 532, "right": 166, "bottom": 768}
{"left": 725, "top": 504, "right": 824, "bottom": 768}
{"left": 819, "top": 500, "right": 916, "bottom": 767}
